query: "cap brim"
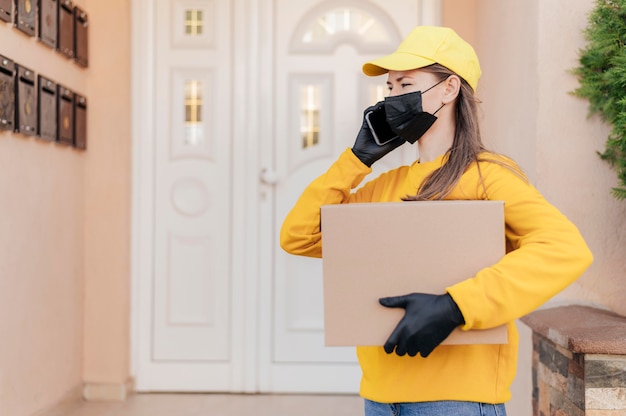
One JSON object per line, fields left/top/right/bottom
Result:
{"left": 362, "top": 52, "right": 436, "bottom": 76}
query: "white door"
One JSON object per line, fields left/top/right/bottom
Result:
{"left": 260, "top": 0, "right": 425, "bottom": 393}
{"left": 132, "top": 0, "right": 438, "bottom": 393}
{"left": 134, "top": 0, "right": 239, "bottom": 391}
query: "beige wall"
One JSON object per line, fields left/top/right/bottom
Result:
{"left": 464, "top": 0, "right": 626, "bottom": 314}
{"left": 444, "top": 0, "right": 626, "bottom": 414}
{"left": 0, "top": 3, "right": 87, "bottom": 414}
{"left": 82, "top": 0, "right": 132, "bottom": 391}
{"left": 444, "top": 0, "right": 540, "bottom": 179}
{"left": 532, "top": 1, "right": 626, "bottom": 315}
{"left": 0, "top": 0, "right": 131, "bottom": 414}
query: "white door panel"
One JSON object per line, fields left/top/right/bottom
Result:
{"left": 136, "top": 0, "right": 236, "bottom": 391}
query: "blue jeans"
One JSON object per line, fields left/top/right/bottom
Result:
{"left": 364, "top": 399, "right": 507, "bottom": 416}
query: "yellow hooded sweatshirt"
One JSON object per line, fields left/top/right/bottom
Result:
{"left": 280, "top": 149, "right": 593, "bottom": 404}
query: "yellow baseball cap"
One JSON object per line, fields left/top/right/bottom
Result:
{"left": 362, "top": 26, "right": 482, "bottom": 92}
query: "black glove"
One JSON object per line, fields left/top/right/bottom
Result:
{"left": 379, "top": 293, "right": 465, "bottom": 357}
{"left": 352, "top": 103, "right": 405, "bottom": 167}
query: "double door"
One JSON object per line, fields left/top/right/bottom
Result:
{"left": 133, "top": 0, "right": 433, "bottom": 392}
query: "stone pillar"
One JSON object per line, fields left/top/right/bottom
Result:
{"left": 521, "top": 305, "right": 626, "bottom": 416}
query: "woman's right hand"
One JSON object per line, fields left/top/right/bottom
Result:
{"left": 351, "top": 103, "right": 405, "bottom": 167}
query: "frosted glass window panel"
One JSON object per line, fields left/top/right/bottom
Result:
{"left": 303, "top": 8, "right": 389, "bottom": 43}
{"left": 170, "top": 68, "right": 213, "bottom": 160}
{"left": 171, "top": 0, "right": 215, "bottom": 48}
{"left": 289, "top": 4, "right": 400, "bottom": 54}
{"left": 370, "top": 84, "right": 388, "bottom": 104}
{"left": 287, "top": 74, "right": 333, "bottom": 174}
{"left": 184, "top": 80, "right": 203, "bottom": 146}
{"left": 300, "top": 85, "right": 321, "bottom": 149}
{"left": 185, "top": 9, "right": 203, "bottom": 35}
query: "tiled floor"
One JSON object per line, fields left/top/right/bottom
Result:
{"left": 44, "top": 394, "right": 364, "bottom": 416}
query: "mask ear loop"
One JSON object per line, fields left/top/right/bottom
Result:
{"left": 433, "top": 103, "right": 445, "bottom": 115}
{"left": 422, "top": 78, "right": 446, "bottom": 94}
{"left": 422, "top": 77, "right": 448, "bottom": 115}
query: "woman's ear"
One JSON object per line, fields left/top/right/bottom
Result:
{"left": 441, "top": 75, "right": 461, "bottom": 104}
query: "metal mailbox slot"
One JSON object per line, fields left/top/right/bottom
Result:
{"left": 38, "top": 0, "right": 57, "bottom": 48}
{"left": 0, "top": 0, "right": 12, "bottom": 22}
{"left": 0, "top": 55, "right": 15, "bottom": 131}
{"left": 73, "top": 6, "right": 87, "bottom": 67}
{"left": 15, "top": 64, "right": 37, "bottom": 136}
{"left": 38, "top": 75, "right": 56, "bottom": 141}
{"left": 57, "top": 85, "right": 73, "bottom": 144}
{"left": 57, "top": 0, "right": 73, "bottom": 58}
{"left": 73, "top": 93, "right": 86, "bottom": 149}
{"left": 16, "top": 0, "right": 37, "bottom": 36}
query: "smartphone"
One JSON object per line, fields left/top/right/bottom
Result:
{"left": 365, "top": 106, "right": 399, "bottom": 146}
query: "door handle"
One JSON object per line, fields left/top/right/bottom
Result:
{"left": 260, "top": 168, "right": 278, "bottom": 185}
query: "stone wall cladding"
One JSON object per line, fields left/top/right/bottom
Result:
{"left": 521, "top": 306, "right": 626, "bottom": 416}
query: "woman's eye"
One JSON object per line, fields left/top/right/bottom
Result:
{"left": 401, "top": 83, "right": 411, "bottom": 88}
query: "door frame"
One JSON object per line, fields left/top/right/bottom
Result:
{"left": 130, "top": 0, "right": 157, "bottom": 391}
{"left": 130, "top": 0, "right": 441, "bottom": 392}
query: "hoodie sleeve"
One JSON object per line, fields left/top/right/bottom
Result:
{"left": 447, "top": 160, "right": 593, "bottom": 330}
{"left": 279, "top": 149, "right": 372, "bottom": 258}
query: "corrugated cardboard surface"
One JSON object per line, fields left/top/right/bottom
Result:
{"left": 321, "top": 200, "right": 508, "bottom": 346}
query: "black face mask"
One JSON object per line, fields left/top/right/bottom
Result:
{"left": 383, "top": 80, "right": 445, "bottom": 144}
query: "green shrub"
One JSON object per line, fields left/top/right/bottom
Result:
{"left": 573, "top": 0, "right": 626, "bottom": 199}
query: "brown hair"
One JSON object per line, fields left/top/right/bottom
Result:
{"left": 403, "top": 64, "right": 524, "bottom": 201}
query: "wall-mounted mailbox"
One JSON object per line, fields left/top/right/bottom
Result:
{"left": 37, "top": 75, "right": 56, "bottom": 141}
{"left": 0, "top": 0, "right": 12, "bottom": 22}
{"left": 57, "top": 0, "right": 73, "bottom": 59}
{"left": 15, "top": 64, "right": 37, "bottom": 136}
{"left": 0, "top": 55, "right": 15, "bottom": 131}
{"left": 57, "top": 84, "right": 73, "bottom": 144}
{"left": 73, "top": 93, "right": 86, "bottom": 149}
{"left": 73, "top": 5, "right": 87, "bottom": 67}
{"left": 15, "top": 0, "right": 37, "bottom": 36}
{"left": 38, "top": 0, "right": 57, "bottom": 48}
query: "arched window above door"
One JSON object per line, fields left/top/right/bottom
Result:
{"left": 289, "top": 1, "right": 401, "bottom": 54}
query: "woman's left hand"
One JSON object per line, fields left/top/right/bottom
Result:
{"left": 379, "top": 293, "right": 465, "bottom": 357}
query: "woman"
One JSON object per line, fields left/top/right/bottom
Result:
{"left": 280, "top": 26, "right": 592, "bottom": 416}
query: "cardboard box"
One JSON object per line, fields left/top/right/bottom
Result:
{"left": 321, "top": 200, "right": 508, "bottom": 346}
